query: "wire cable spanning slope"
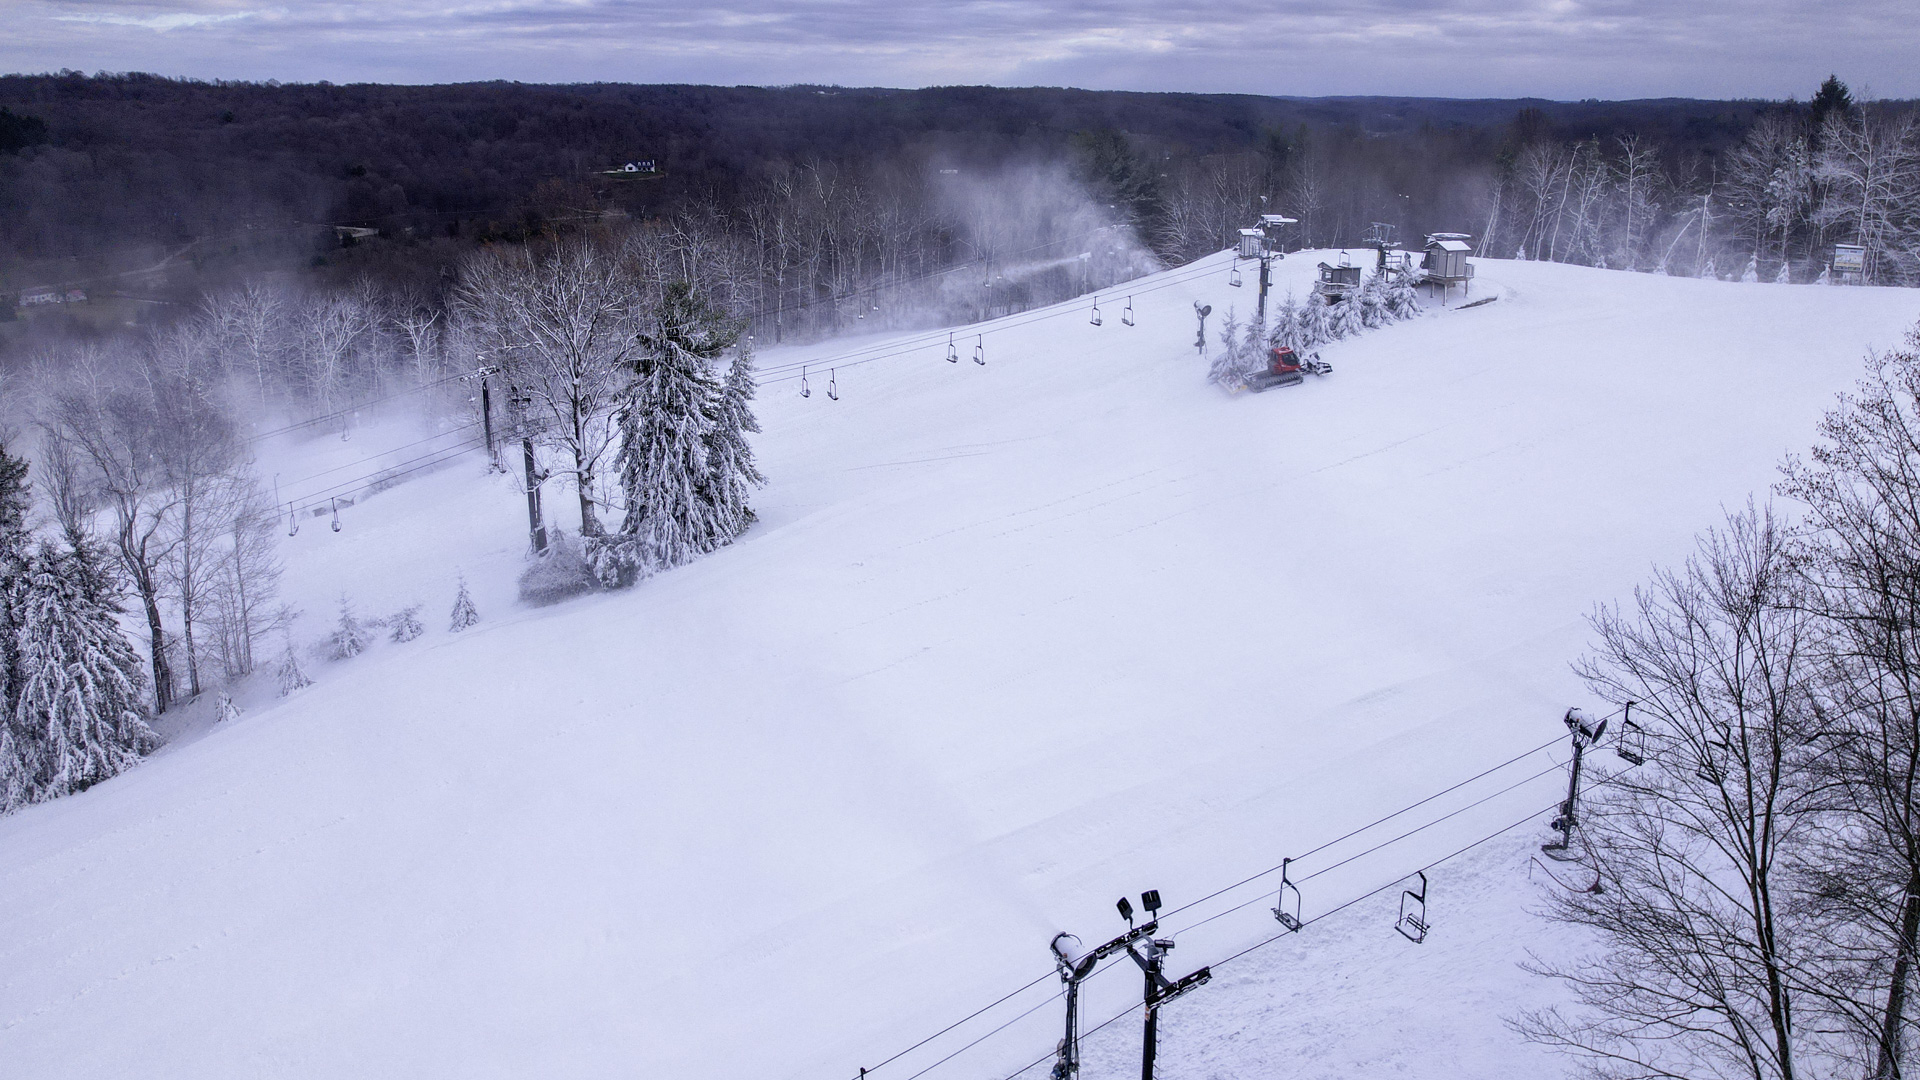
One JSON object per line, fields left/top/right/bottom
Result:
{"left": 989, "top": 799, "right": 1566, "bottom": 1080}
{"left": 758, "top": 256, "right": 1236, "bottom": 390}
{"left": 836, "top": 711, "right": 1619, "bottom": 1080}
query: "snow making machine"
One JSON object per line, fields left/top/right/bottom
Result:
{"left": 1242, "top": 345, "right": 1332, "bottom": 392}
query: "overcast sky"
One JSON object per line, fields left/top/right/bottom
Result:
{"left": 5, "top": 0, "right": 1915, "bottom": 100}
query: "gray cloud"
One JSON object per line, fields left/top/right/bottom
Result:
{"left": 3, "top": 0, "right": 1915, "bottom": 99}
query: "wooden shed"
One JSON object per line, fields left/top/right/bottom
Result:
{"left": 1423, "top": 233, "right": 1475, "bottom": 300}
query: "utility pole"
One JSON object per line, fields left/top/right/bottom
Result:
{"left": 1543, "top": 707, "right": 1608, "bottom": 860}
{"left": 521, "top": 432, "right": 548, "bottom": 554}
{"left": 503, "top": 380, "right": 548, "bottom": 555}
{"left": 1237, "top": 214, "right": 1294, "bottom": 326}
{"left": 1116, "top": 891, "right": 1210, "bottom": 1080}
{"left": 463, "top": 364, "right": 503, "bottom": 472}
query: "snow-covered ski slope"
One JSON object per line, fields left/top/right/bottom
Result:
{"left": 2, "top": 252, "right": 1917, "bottom": 1080}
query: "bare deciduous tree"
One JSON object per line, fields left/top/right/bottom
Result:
{"left": 1520, "top": 505, "right": 1824, "bottom": 1080}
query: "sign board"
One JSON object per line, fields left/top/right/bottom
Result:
{"left": 1833, "top": 244, "right": 1867, "bottom": 273}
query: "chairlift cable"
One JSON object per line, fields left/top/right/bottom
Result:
{"left": 1208, "top": 800, "right": 1562, "bottom": 973}
{"left": 842, "top": 970, "right": 1060, "bottom": 1080}
{"left": 1152, "top": 730, "right": 1570, "bottom": 930}
{"left": 752, "top": 257, "right": 1227, "bottom": 380}
{"left": 1164, "top": 759, "right": 1566, "bottom": 940}
{"left": 891, "top": 988, "right": 1068, "bottom": 1080}
{"left": 753, "top": 257, "right": 1226, "bottom": 381}
{"left": 273, "top": 419, "right": 484, "bottom": 488}
{"left": 849, "top": 716, "right": 1617, "bottom": 1080}
{"left": 754, "top": 258, "right": 1230, "bottom": 388}
{"left": 283, "top": 438, "right": 484, "bottom": 510}
{"left": 247, "top": 371, "right": 472, "bottom": 443}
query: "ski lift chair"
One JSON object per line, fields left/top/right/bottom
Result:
{"left": 1272, "top": 858, "right": 1303, "bottom": 932}
{"left": 1396, "top": 872, "right": 1429, "bottom": 944}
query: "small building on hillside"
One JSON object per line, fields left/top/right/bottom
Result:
{"left": 1423, "top": 233, "right": 1475, "bottom": 301}
{"left": 1831, "top": 243, "right": 1867, "bottom": 285}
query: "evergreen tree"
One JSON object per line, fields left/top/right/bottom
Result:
{"left": 0, "top": 438, "right": 30, "bottom": 733}
{"left": 449, "top": 577, "right": 480, "bottom": 632}
{"left": 216, "top": 693, "right": 241, "bottom": 724}
{"left": 1358, "top": 272, "right": 1389, "bottom": 329}
{"left": 1207, "top": 308, "right": 1250, "bottom": 388}
{"left": 388, "top": 603, "right": 425, "bottom": 643}
{"left": 274, "top": 636, "right": 312, "bottom": 696}
{"left": 700, "top": 343, "right": 766, "bottom": 549}
{"left": 1269, "top": 293, "right": 1302, "bottom": 352}
{"left": 1740, "top": 253, "right": 1760, "bottom": 282}
{"left": 1385, "top": 276, "right": 1423, "bottom": 320}
{"left": 596, "top": 282, "right": 731, "bottom": 586}
{"left": 327, "top": 595, "right": 370, "bottom": 660}
{"left": 1811, "top": 74, "right": 1853, "bottom": 128}
{"left": 8, "top": 545, "right": 156, "bottom": 806}
{"left": 1330, "top": 293, "right": 1368, "bottom": 339}
{"left": 1297, "top": 295, "right": 1332, "bottom": 349}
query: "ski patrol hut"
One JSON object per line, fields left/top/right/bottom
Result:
{"left": 1422, "top": 233, "right": 1475, "bottom": 301}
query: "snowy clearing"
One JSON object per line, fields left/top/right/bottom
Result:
{"left": 2, "top": 252, "right": 1918, "bottom": 1080}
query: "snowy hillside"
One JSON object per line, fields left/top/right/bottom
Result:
{"left": 2, "top": 251, "right": 1917, "bottom": 1080}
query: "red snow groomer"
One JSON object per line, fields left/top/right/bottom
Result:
{"left": 1243, "top": 345, "right": 1332, "bottom": 392}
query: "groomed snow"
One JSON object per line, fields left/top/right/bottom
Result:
{"left": 1, "top": 252, "right": 1916, "bottom": 1080}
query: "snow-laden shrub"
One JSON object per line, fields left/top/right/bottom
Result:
{"left": 518, "top": 529, "right": 602, "bottom": 606}
{"left": 328, "top": 595, "right": 371, "bottom": 660}
{"left": 388, "top": 604, "right": 425, "bottom": 643}
{"left": 449, "top": 577, "right": 480, "bottom": 631}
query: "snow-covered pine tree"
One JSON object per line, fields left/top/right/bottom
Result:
{"left": 700, "top": 341, "right": 766, "bottom": 549}
{"left": 1385, "top": 275, "right": 1423, "bottom": 321}
{"left": 216, "top": 694, "right": 241, "bottom": 724}
{"left": 598, "top": 282, "right": 730, "bottom": 585}
{"left": 1329, "top": 293, "right": 1368, "bottom": 339}
{"left": 1357, "top": 272, "right": 1388, "bottom": 329}
{"left": 388, "top": 603, "right": 425, "bottom": 643}
{"left": 449, "top": 577, "right": 480, "bottom": 632}
{"left": 1269, "top": 293, "right": 1302, "bottom": 352}
{"left": 1773, "top": 259, "right": 1792, "bottom": 284}
{"left": 1297, "top": 295, "right": 1332, "bottom": 349}
{"left": 275, "top": 636, "right": 312, "bottom": 696}
{"left": 328, "top": 595, "right": 370, "bottom": 660}
{"left": 0, "top": 436, "right": 31, "bottom": 724}
{"left": 1740, "top": 254, "right": 1760, "bottom": 282}
{"left": 1702, "top": 256, "right": 1719, "bottom": 279}
{"left": 9, "top": 545, "right": 156, "bottom": 804}
{"left": 1207, "top": 308, "right": 1249, "bottom": 388}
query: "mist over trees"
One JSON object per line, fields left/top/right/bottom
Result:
{"left": 6, "top": 73, "right": 1916, "bottom": 375}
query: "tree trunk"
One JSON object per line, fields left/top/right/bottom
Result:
{"left": 1878, "top": 862, "right": 1920, "bottom": 1079}
{"left": 138, "top": 572, "right": 172, "bottom": 714}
